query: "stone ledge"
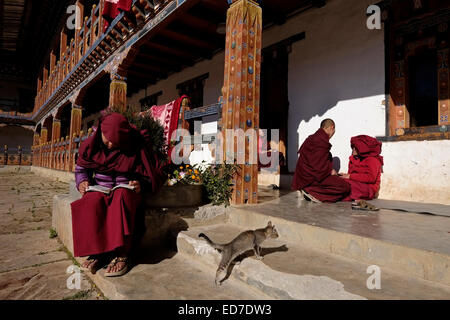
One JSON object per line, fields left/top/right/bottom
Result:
{"left": 177, "top": 227, "right": 366, "bottom": 300}
{"left": 229, "top": 207, "right": 450, "bottom": 287}
{"left": 31, "top": 166, "right": 74, "bottom": 183}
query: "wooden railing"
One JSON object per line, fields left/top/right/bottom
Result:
{"left": 34, "top": 0, "right": 106, "bottom": 114}
{"left": 31, "top": 128, "right": 94, "bottom": 172}
{"left": 33, "top": 0, "right": 174, "bottom": 119}
{"left": 0, "top": 146, "right": 32, "bottom": 166}
{"left": 0, "top": 110, "right": 33, "bottom": 119}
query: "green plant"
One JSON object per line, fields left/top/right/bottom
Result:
{"left": 200, "top": 162, "right": 240, "bottom": 207}
{"left": 49, "top": 228, "right": 58, "bottom": 239}
{"left": 166, "top": 163, "right": 202, "bottom": 186}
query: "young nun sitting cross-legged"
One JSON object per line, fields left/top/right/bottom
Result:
{"left": 71, "top": 112, "right": 163, "bottom": 277}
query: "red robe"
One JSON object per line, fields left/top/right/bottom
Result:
{"left": 102, "top": 0, "right": 133, "bottom": 32}
{"left": 342, "top": 135, "right": 383, "bottom": 201}
{"left": 292, "top": 128, "right": 350, "bottom": 202}
{"left": 71, "top": 113, "right": 163, "bottom": 257}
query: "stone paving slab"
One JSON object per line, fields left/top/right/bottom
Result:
{"left": 0, "top": 230, "right": 67, "bottom": 273}
{"left": 0, "top": 260, "right": 97, "bottom": 300}
{"left": 0, "top": 172, "right": 103, "bottom": 300}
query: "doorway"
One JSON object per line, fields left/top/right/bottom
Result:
{"left": 260, "top": 46, "right": 289, "bottom": 173}
{"left": 407, "top": 49, "right": 438, "bottom": 127}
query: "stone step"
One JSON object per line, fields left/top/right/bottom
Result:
{"left": 228, "top": 192, "right": 450, "bottom": 287}
{"left": 177, "top": 224, "right": 450, "bottom": 300}
{"left": 74, "top": 250, "right": 271, "bottom": 300}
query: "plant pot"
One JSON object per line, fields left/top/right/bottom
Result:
{"left": 144, "top": 184, "right": 205, "bottom": 208}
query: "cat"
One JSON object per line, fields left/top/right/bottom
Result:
{"left": 198, "top": 221, "right": 279, "bottom": 286}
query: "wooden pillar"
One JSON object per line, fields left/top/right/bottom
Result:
{"left": 438, "top": 48, "right": 450, "bottom": 125}
{"left": 33, "top": 133, "right": 40, "bottom": 146}
{"left": 50, "top": 119, "right": 61, "bottom": 169}
{"left": 40, "top": 128, "right": 48, "bottom": 167}
{"left": 390, "top": 60, "right": 407, "bottom": 135}
{"left": 68, "top": 105, "right": 82, "bottom": 172}
{"left": 109, "top": 73, "right": 128, "bottom": 113}
{"left": 221, "top": 0, "right": 262, "bottom": 204}
{"left": 60, "top": 30, "right": 67, "bottom": 58}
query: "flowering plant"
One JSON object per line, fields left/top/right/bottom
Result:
{"left": 167, "top": 164, "right": 202, "bottom": 186}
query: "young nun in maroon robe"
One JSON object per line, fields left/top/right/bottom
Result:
{"left": 291, "top": 119, "right": 351, "bottom": 203}
{"left": 341, "top": 135, "right": 383, "bottom": 201}
{"left": 71, "top": 112, "right": 163, "bottom": 276}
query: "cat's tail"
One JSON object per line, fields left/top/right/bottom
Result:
{"left": 198, "top": 233, "right": 224, "bottom": 251}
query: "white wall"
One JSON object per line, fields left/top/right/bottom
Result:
{"left": 380, "top": 140, "right": 450, "bottom": 205}
{"left": 277, "top": 0, "right": 386, "bottom": 172}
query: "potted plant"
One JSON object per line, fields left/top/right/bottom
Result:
{"left": 146, "top": 163, "right": 205, "bottom": 208}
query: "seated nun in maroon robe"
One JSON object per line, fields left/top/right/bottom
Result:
{"left": 71, "top": 112, "right": 163, "bottom": 277}
{"left": 291, "top": 119, "right": 350, "bottom": 203}
{"left": 341, "top": 135, "right": 383, "bottom": 202}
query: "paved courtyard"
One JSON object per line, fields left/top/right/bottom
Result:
{"left": 0, "top": 171, "right": 104, "bottom": 300}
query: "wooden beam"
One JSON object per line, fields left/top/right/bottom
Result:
{"left": 132, "top": 61, "right": 169, "bottom": 74}
{"left": 159, "top": 29, "right": 217, "bottom": 51}
{"left": 143, "top": 42, "right": 198, "bottom": 61}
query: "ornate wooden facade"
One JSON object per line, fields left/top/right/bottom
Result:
{"left": 388, "top": 0, "right": 450, "bottom": 136}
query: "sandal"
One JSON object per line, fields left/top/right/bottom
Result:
{"left": 80, "top": 256, "right": 101, "bottom": 275}
{"left": 352, "top": 200, "right": 379, "bottom": 211}
{"left": 104, "top": 257, "right": 129, "bottom": 277}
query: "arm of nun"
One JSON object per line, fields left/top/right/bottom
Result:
{"left": 75, "top": 165, "right": 93, "bottom": 189}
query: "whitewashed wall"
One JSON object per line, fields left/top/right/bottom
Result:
{"left": 380, "top": 140, "right": 450, "bottom": 205}
{"left": 280, "top": 0, "right": 386, "bottom": 172}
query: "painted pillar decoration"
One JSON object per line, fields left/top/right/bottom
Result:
{"left": 40, "top": 128, "right": 48, "bottom": 145}
{"left": 50, "top": 119, "right": 61, "bottom": 169}
{"left": 109, "top": 73, "right": 128, "bottom": 113}
{"left": 221, "top": 0, "right": 262, "bottom": 204}
{"left": 33, "top": 133, "right": 40, "bottom": 146}
{"left": 40, "top": 128, "right": 48, "bottom": 167}
{"left": 437, "top": 23, "right": 450, "bottom": 125}
{"left": 393, "top": 59, "right": 407, "bottom": 135}
{"left": 68, "top": 104, "right": 82, "bottom": 171}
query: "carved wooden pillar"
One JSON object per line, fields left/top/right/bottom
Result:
{"left": 50, "top": 119, "right": 61, "bottom": 169}
{"left": 33, "top": 133, "right": 40, "bottom": 146}
{"left": 221, "top": 0, "right": 262, "bottom": 204}
{"left": 390, "top": 60, "right": 407, "bottom": 135}
{"left": 40, "top": 128, "right": 48, "bottom": 167}
{"left": 33, "top": 132, "right": 40, "bottom": 166}
{"left": 68, "top": 104, "right": 82, "bottom": 172}
{"left": 438, "top": 48, "right": 450, "bottom": 125}
{"left": 109, "top": 73, "right": 128, "bottom": 113}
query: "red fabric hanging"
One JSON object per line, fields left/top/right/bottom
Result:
{"left": 102, "top": 0, "right": 133, "bottom": 32}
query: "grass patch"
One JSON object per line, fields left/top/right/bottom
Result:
{"left": 49, "top": 228, "right": 58, "bottom": 239}
{"left": 62, "top": 290, "right": 92, "bottom": 300}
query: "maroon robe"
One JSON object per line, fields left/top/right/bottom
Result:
{"left": 291, "top": 128, "right": 350, "bottom": 202}
{"left": 70, "top": 113, "right": 163, "bottom": 257}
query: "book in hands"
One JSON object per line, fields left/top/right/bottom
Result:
{"left": 86, "top": 184, "right": 135, "bottom": 195}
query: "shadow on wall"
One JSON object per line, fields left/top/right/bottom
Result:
{"left": 284, "top": 0, "right": 386, "bottom": 170}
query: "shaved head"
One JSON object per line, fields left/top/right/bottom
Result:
{"left": 320, "top": 118, "right": 335, "bottom": 139}
{"left": 320, "top": 118, "right": 335, "bottom": 129}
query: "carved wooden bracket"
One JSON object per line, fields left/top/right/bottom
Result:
{"left": 104, "top": 46, "right": 139, "bottom": 78}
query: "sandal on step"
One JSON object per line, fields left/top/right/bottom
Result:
{"left": 352, "top": 200, "right": 379, "bottom": 211}
{"left": 104, "top": 257, "right": 129, "bottom": 277}
{"left": 80, "top": 256, "right": 101, "bottom": 274}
